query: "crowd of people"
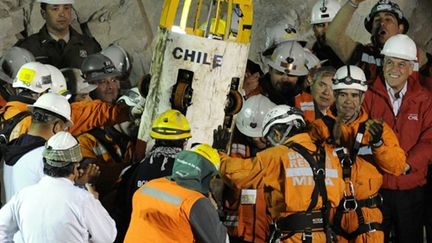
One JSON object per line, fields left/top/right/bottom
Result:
{"left": 0, "top": 0, "right": 431, "bottom": 242}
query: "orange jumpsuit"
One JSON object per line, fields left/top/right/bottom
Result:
{"left": 309, "top": 109, "right": 407, "bottom": 243}
{"left": 0, "top": 101, "right": 32, "bottom": 141}
{"left": 77, "top": 129, "right": 133, "bottom": 201}
{"left": 69, "top": 100, "right": 130, "bottom": 136}
{"left": 0, "top": 99, "right": 130, "bottom": 142}
{"left": 221, "top": 133, "right": 345, "bottom": 242}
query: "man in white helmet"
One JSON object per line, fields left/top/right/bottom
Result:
{"left": 250, "top": 41, "right": 309, "bottom": 107}
{"left": 219, "top": 94, "right": 275, "bottom": 242}
{"left": 0, "top": 131, "right": 115, "bottom": 243}
{"left": 363, "top": 34, "right": 432, "bottom": 242}
{"left": 310, "top": 0, "right": 344, "bottom": 68}
{"left": 0, "top": 62, "right": 52, "bottom": 143}
{"left": 2, "top": 93, "right": 98, "bottom": 203}
{"left": 15, "top": 0, "right": 101, "bottom": 69}
{"left": 309, "top": 65, "right": 410, "bottom": 242}
{"left": 214, "top": 105, "right": 345, "bottom": 242}
{"left": 325, "top": 0, "right": 430, "bottom": 84}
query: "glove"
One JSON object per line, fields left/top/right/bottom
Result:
{"left": 212, "top": 125, "right": 230, "bottom": 152}
{"left": 129, "top": 99, "right": 146, "bottom": 119}
{"left": 366, "top": 119, "right": 384, "bottom": 146}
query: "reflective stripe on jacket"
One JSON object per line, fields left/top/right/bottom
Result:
{"left": 221, "top": 133, "right": 345, "bottom": 242}
{"left": 124, "top": 177, "right": 204, "bottom": 243}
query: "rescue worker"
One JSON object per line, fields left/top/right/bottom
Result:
{"left": 325, "top": 0, "right": 429, "bottom": 82}
{"left": 0, "top": 47, "right": 35, "bottom": 105}
{"left": 1, "top": 62, "right": 52, "bottom": 142}
{"left": 61, "top": 68, "right": 137, "bottom": 136}
{"left": 77, "top": 88, "right": 144, "bottom": 210}
{"left": 310, "top": 0, "right": 343, "bottom": 68}
{"left": 101, "top": 44, "right": 133, "bottom": 94}
{"left": 15, "top": 0, "right": 101, "bottom": 69}
{"left": 362, "top": 34, "right": 432, "bottom": 243}
{"left": 0, "top": 132, "right": 116, "bottom": 243}
{"left": 309, "top": 65, "right": 410, "bottom": 242}
{"left": 250, "top": 40, "right": 309, "bottom": 107}
{"left": 2, "top": 93, "right": 74, "bottom": 202}
{"left": 216, "top": 104, "right": 345, "bottom": 242}
{"left": 124, "top": 144, "right": 228, "bottom": 243}
{"left": 81, "top": 53, "right": 122, "bottom": 104}
{"left": 231, "top": 94, "right": 275, "bottom": 158}
{"left": 112, "top": 109, "right": 191, "bottom": 243}
{"left": 223, "top": 94, "right": 275, "bottom": 242}
{"left": 295, "top": 66, "right": 336, "bottom": 122}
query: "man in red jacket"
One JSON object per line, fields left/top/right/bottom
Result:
{"left": 363, "top": 34, "right": 432, "bottom": 243}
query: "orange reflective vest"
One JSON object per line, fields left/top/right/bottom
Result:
{"left": 221, "top": 133, "right": 345, "bottom": 242}
{"left": 295, "top": 92, "right": 316, "bottom": 122}
{"left": 124, "top": 177, "right": 204, "bottom": 243}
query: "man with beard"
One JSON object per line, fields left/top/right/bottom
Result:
{"left": 325, "top": 0, "right": 429, "bottom": 83}
{"left": 310, "top": 0, "right": 344, "bottom": 68}
{"left": 16, "top": 0, "right": 101, "bottom": 69}
{"left": 251, "top": 41, "right": 309, "bottom": 107}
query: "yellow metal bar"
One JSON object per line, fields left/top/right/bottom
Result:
{"left": 225, "top": 0, "right": 233, "bottom": 40}
{"left": 160, "top": 0, "right": 180, "bottom": 29}
{"left": 235, "top": 0, "right": 253, "bottom": 43}
{"left": 180, "top": 0, "right": 192, "bottom": 30}
{"left": 193, "top": 0, "right": 204, "bottom": 31}
{"left": 213, "top": 0, "right": 222, "bottom": 35}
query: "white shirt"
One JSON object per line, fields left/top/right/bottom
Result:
{"left": 386, "top": 81, "right": 408, "bottom": 116}
{"left": 0, "top": 176, "right": 116, "bottom": 243}
{"left": 3, "top": 146, "right": 45, "bottom": 202}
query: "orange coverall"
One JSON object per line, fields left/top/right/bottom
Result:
{"left": 309, "top": 109, "right": 407, "bottom": 243}
{"left": 221, "top": 133, "right": 345, "bottom": 242}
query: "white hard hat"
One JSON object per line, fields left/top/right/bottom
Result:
{"left": 236, "top": 94, "right": 276, "bottom": 138}
{"left": 262, "top": 105, "right": 305, "bottom": 138}
{"left": 303, "top": 48, "right": 321, "bottom": 70}
{"left": 61, "top": 68, "right": 97, "bottom": 95}
{"left": 0, "top": 47, "right": 35, "bottom": 84}
{"left": 28, "top": 93, "right": 73, "bottom": 125}
{"left": 265, "top": 19, "right": 301, "bottom": 50}
{"left": 100, "top": 44, "right": 132, "bottom": 79}
{"left": 13, "top": 62, "right": 52, "bottom": 94}
{"left": 265, "top": 41, "right": 308, "bottom": 76}
{"left": 311, "top": 0, "right": 341, "bottom": 24}
{"left": 37, "top": 0, "right": 75, "bottom": 4}
{"left": 381, "top": 34, "right": 417, "bottom": 61}
{"left": 333, "top": 65, "right": 367, "bottom": 92}
{"left": 117, "top": 87, "right": 145, "bottom": 107}
{"left": 43, "top": 131, "right": 82, "bottom": 167}
{"left": 45, "top": 64, "right": 70, "bottom": 98}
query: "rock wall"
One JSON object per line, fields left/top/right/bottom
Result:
{"left": 1, "top": 0, "right": 431, "bottom": 83}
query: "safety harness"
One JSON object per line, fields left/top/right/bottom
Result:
{"left": 322, "top": 116, "right": 383, "bottom": 240}
{"left": 270, "top": 142, "right": 334, "bottom": 243}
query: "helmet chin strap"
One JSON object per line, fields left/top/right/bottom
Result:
{"left": 267, "top": 124, "right": 294, "bottom": 146}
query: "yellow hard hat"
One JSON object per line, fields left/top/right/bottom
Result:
{"left": 192, "top": 143, "right": 220, "bottom": 170}
{"left": 150, "top": 109, "right": 192, "bottom": 140}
